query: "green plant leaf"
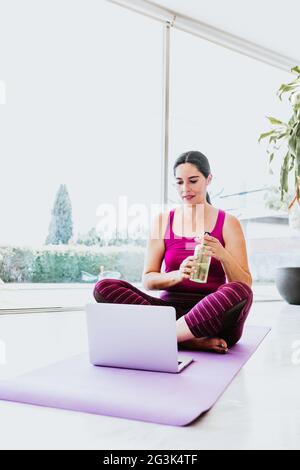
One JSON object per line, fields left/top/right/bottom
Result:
{"left": 258, "top": 130, "right": 275, "bottom": 142}
{"left": 278, "top": 84, "right": 299, "bottom": 100}
{"left": 289, "top": 154, "right": 295, "bottom": 171}
{"left": 289, "top": 134, "right": 297, "bottom": 156}
{"left": 280, "top": 152, "right": 290, "bottom": 197}
{"left": 277, "top": 131, "right": 288, "bottom": 140}
{"left": 266, "top": 116, "right": 285, "bottom": 125}
{"left": 292, "top": 65, "right": 300, "bottom": 75}
{"left": 294, "top": 102, "right": 300, "bottom": 111}
{"left": 289, "top": 89, "right": 300, "bottom": 103}
{"left": 269, "top": 131, "right": 288, "bottom": 146}
{"left": 269, "top": 135, "right": 278, "bottom": 144}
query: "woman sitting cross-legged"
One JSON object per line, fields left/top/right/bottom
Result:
{"left": 94, "top": 150, "right": 253, "bottom": 354}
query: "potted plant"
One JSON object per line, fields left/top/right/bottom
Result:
{"left": 259, "top": 65, "right": 300, "bottom": 304}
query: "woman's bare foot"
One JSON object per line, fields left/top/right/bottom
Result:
{"left": 178, "top": 337, "right": 228, "bottom": 354}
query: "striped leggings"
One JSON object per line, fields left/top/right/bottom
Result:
{"left": 93, "top": 279, "right": 253, "bottom": 347}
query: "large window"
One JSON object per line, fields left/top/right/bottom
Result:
{"left": 1, "top": 1, "right": 296, "bottom": 311}
{"left": 0, "top": 0, "right": 163, "bottom": 308}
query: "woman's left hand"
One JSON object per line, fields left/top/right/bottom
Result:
{"left": 194, "top": 234, "right": 227, "bottom": 262}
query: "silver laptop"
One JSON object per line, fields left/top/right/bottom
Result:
{"left": 86, "top": 303, "right": 193, "bottom": 373}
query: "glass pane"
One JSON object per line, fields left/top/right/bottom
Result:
{"left": 0, "top": 1, "right": 163, "bottom": 308}
{"left": 169, "top": 28, "right": 295, "bottom": 283}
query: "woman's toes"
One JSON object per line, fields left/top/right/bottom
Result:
{"left": 213, "top": 346, "right": 229, "bottom": 354}
{"left": 212, "top": 338, "right": 228, "bottom": 353}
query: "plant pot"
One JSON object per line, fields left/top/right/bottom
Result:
{"left": 275, "top": 267, "right": 300, "bottom": 305}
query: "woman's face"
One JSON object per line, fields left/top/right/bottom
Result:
{"left": 174, "top": 163, "right": 212, "bottom": 206}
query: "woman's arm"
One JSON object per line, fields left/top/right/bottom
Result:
{"left": 221, "top": 214, "right": 252, "bottom": 287}
{"left": 142, "top": 212, "right": 181, "bottom": 290}
{"left": 196, "top": 213, "right": 252, "bottom": 288}
{"left": 143, "top": 270, "right": 181, "bottom": 291}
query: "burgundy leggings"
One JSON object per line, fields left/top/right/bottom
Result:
{"left": 93, "top": 279, "right": 253, "bottom": 347}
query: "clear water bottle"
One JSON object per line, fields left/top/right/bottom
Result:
{"left": 189, "top": 231, "right": 211, "bottom": 283}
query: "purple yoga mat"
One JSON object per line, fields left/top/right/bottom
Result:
{"left": 0, "top": 326, "right": 270, "bottom": 426}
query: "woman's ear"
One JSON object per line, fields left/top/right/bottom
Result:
{"left": 207, "top": 174, "right": 212, "bottom": 186}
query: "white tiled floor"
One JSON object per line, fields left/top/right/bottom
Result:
{"left": 0, "top": 292, "right": 299, "bottom": 450}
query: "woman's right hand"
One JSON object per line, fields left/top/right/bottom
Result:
{"left": 175, "top": 256, "right": 196, "bottom": 283}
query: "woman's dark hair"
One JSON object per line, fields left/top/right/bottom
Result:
{"left": 173, "top": 150, "right": 212, "bottom": 204}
